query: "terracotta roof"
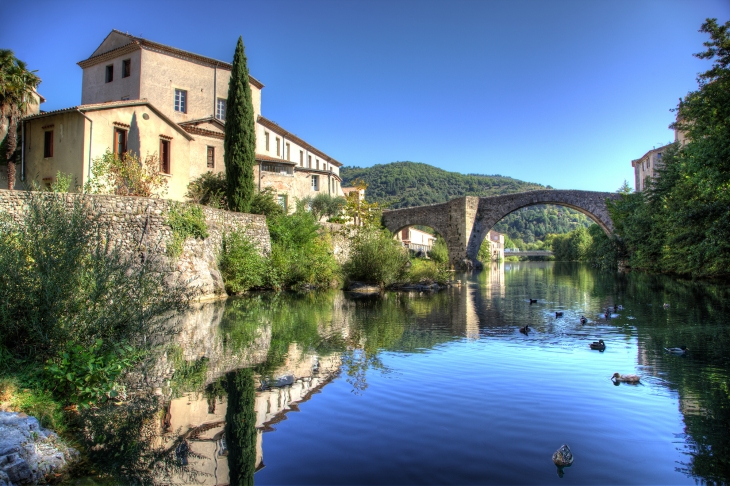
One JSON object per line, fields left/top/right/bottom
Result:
{"left": 255, "top": 154, "right": 297, "bottom": 165}
{"left": 257, "top": 116, "right": 342, "bottom": 167}
{"left": 78, "top": 30, "right": 264, "bottom": 89}
{"left": 22, "top": 100, "right": 194, "bottom": 141}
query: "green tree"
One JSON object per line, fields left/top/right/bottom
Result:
{"left": 224, "top": 37, "right": 256, "bottom": 213}
{"left": 609, "top": 18, "right": 730, "bottom": 277}
{"left": 1, "top": 49, "right": 41, "bottom": 189}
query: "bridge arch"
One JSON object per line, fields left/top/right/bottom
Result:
{"left": 381, "top": 190, "right": 619, "bottom": 270}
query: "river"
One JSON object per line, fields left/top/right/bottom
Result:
{"left": 77, "top": 261, "right": 730, "bottom": 485}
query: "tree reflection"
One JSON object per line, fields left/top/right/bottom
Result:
{"left": 225, "top": 368, "right": 257, "bottom": 486}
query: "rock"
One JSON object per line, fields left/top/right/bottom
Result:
{"left": 0, "top": 412, "right": 78, "bottom": 485}
{"left": 552, "top": 444, "right": 574, "bottom": 467}
{"left": 347, "top": 282, "right": 381, "bottom": 294}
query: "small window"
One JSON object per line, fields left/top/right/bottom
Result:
{"left": 113, "top": 128, "right": 127, "bottom": 156}
{"left": 160, "top": 139, "right": 171, "bottom": 174}
{"left": 207, "top": 146, "right": 215, "bottom": 168}
{"left": 174, "top": 89, "right": 187, "bottom": 113}
{"left": 316, "top": 159, "right": 320, "bottom": 170}
{"left": 308, "top": 155, "right": 312, "bottom": 168}
{"left": 122, "top": 59, "right": 131, "bottom": 78}
{"left": 265, "top": 132, "right": 269, "bottom": 151}
{"left": 105, "top": 65, "right": 113, "bottom": 83}
{"left": 216, "top": 98, "right": 226, "bottom": 120}
{"left": 276, "top": 137, "right": 280, "bottom": 156}
{"left": 300, "top": 151, "right": 304, "bottom": 166}
{"left": 277, "top": 194, "right": 288, "bottom": 212}
{"left": 286, "top": 143, "right": 290, "bottom": 161}
{"left": 311, "top": 175, "right": 319, "bottom": 191}
{"left": 43, "top": 131, "right": 53, "bottom": 158}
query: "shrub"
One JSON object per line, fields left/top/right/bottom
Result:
{"left": 186, "top": 171, "right": 227, "bottom": 208}
{"left": 219, "top": 230, "right": 266, "bottom": 293}
{"left": 406, "top": 259, "right": 450, "bottom": 284}
{"left": 428, "top": 236, "right": 448, "bottom": 264}
{"left": 84, "top": 149, "right": 168, "bottom": 197}
{"left": 344, "top": 227, "right": 409, "bottom": 286}
{"left": 0, "top": 194, "right": 191, "bottom": 405}
{"left": 250, "top": 187, "right": 284, "bottom": 218}
{"left": 166, "top": 202, "right": 209, "bottom": 258}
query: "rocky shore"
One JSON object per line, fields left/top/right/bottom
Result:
{"left": 0, "top": 412, "right": 77, "bottom": 486}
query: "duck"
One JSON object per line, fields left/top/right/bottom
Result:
{"left": 663, "top": 303, "right": 670, "bottom": 309}
{"left": 580, "top": 316, "right": 588, "bottom": 325}
{"left": 616, "top": 305, "right": 624, "bottom": 311}
{"left": 664, "top": 346, "right": 688, "bottom": 354}
{"left": 604, "top": 309, "right": 611, "bottom": 319}
{"left": 589, "top": 339, "right": 605, "bottom": 351}
{"left": 611, "top": 372, "right": 640, "bottom": 383}
{"left": 555, "top": 311, "right": 564, "bottom": 318}
{"left": 519, "top": 325, "right": 530, "bottom": 334}
{"left": 529, "top": 299, "right": 538, "bottom": 304}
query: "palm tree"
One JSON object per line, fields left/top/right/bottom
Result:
{"left": 1, "top": 49, "right": 41, "bottom": 189}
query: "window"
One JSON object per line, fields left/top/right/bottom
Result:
{"left": 43, "top": 131, "right": 53, "bottom": 158}
{"left": 265, "top": 132, "right": 269, "bottom": 151}
{"left": 308, "top": 155, "right": 312, "bottom": 168}
{"left": 277, "top": 194, "right": 288, "bottom": 212}
{"left": 276, "top": 137, "right": 280, "bottom": 156}
{"left": 160, "top": 139, "right": 171, "bottom": 174}
{"left": 261, "top": 163, "right": 293, "bottom": 175}
{"left": 311, "top": 175, "right": 319, "bottom": 191}
{"left": 174, "top": 89, "right": 187, "bottom": 113}
{"left": 105, "top": 65, "right": 113, "bottom": 83}
{"left": 286, "top": 143, "right": 290, "bottom": 161}
{"left": 122, "top": 59, "right": 131, "bottom": 78}
{"left": 316, "top": 158, "right": 320, "bottom": 170}
{"left": 300, "top": 151, "right": 304, "bottom": 166}
{"left": 216, "top": 98, "right": 226, "bottom": 120}
{"left": 113, "top": 128, "right": 127, "bottom": 156}
{"left": 207, "top": 146, "right": 215, "bottom": 168}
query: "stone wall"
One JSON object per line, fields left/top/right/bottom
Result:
{"left": 0, "top": 190, "right": 271, "bottom": 299}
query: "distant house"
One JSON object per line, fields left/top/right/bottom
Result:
{"left": 485, "top": 230, "right": 504, "bottom": 262}
{"left": 396, "top": 227, "right": 437, "bottom": 253}
{"left": 17, "top": 30, "right": 350, "bottom": 209}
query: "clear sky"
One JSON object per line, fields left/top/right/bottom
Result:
{"left": 3, "top": 0, "right": 729, "bottom": 192}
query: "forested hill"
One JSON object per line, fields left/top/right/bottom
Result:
{"left": 340, "top": 161, "right": 591, "bottom": 245}
{"left": 340, "top": 162, "right": 546, "bottom": 208}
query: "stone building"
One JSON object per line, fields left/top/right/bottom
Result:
{"left": 631, "top": 145, "right": 668, "bottom": 193}
{"left": 485, "top": 230, "right": 504, "bottom": 262}
{"left": 17, "top": 30, "right": 348, "bottom": 208}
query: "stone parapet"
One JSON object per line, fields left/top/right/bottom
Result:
{"left": 0, "top": 190, "right": 271, "bottom": 300}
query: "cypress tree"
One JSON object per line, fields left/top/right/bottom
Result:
{"left": 224, "top": 37, "right": 256, "bottom": 212}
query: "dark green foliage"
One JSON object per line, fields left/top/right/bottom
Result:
{"left": 0, "top": 194, "right": 191, "bottom": 405}
{"left": 249, "top": 187, "right": 285, "bottom": 218}
{"left": 186, "top": 171, "right": 227, "bottom": 208}
{"left": 550, "top": 224, "right": 622, "bottom": 271}
{"left": 219, "top": 231, "right": 267, "bottom": 293}
{"left": 344, "top": 227, "right": 410, "bottom": 286}
{"left": 492, "top": 206, "right": 591, "bottom": 244}
{"left": 609, "top": 19, "right": 730, "bottom": 278}
{"left": 225, "top": 368, "right": 257, "bottom": 486}
{"left": 166, "top": 203, "right": 209, "bottom": 258}
{"left": 224, "top": 37, "right": 256, "bottom": 212}
{"left": 308, "top": 193, "right": 347, "bottom": 221}
{"left": 266, "top": 210, "right": 340, "bottom": 290}
{"left": 341, "top": 161, "right": 545, "bottom": 207}
{"left": 44, "top": 340, "right": 144, "bottom": 408}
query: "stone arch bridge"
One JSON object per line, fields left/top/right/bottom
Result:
{"left": 381, "top": 190, "right": 620, "bottom": 270}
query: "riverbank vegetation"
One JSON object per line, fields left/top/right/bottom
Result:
{"left": 0, "top": 193, "right": 191, "bottom": 415}
{"left": 607, "top": 19, "right": 730, "bottom": 279}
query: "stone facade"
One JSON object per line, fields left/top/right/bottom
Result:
{"left": 0, "top": 190, "right": 270, "bottom": 299}
{"left": 381, "top": 190, "right": 619, "bottom": 269}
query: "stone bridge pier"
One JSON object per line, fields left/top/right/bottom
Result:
{"left": 381, "top": 190, "right": 619, "bottom": 270}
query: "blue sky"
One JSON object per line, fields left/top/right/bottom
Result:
{"left": 3, "top": 0, "right": 729, "bottom": 191}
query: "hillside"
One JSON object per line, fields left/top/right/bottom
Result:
{"left": 340, "top": 162, "right": 591, "bottom": 244}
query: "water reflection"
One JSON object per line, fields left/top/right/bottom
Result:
{"left": 77, "top": 263, "right": 730, "bottom": 484}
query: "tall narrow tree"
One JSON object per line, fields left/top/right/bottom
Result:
{"left": 1, "top": 50, "right": 41, "bottom": 190}
{"left": 224, "top": 37, "right": 256, "bottom": 212}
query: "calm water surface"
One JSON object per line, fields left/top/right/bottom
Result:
{"left": 81, "top": 262, "right": 730, "bottom": 485}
